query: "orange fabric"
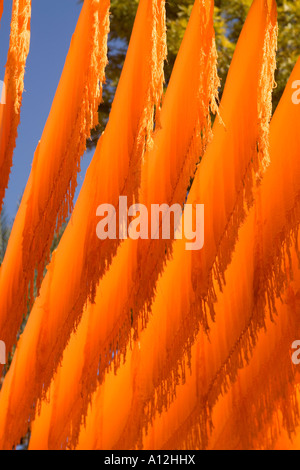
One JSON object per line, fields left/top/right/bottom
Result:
{"left": 28, "top": 0, "right": 221, "bottom": 449}
{"left": 207, "top": 282, "right": 300, "bottom": 451}
{"left": 86, "top": 0, "right": 278, "bottom": 386}
{"left": 139, "top": 245, "right": 300, "bottom": 450}
{"left": 0, "top": 0, "right": 110, "bottom": 360}
{"left": 273, "top": 387, "right": 300, "bottom": 450}
{"left": 113, "top": 57, "right": 300, "bottom": 451}
{"left": 72, "top": 56, "right": 300, "bottom": 449}
{"left": 0, "top": 1, "right": 3, "bottom": 25}
{"left": 0, "top": 0, "right": 166, "bottom": 450}
{"left": 123, "top": 0, "right": 220, "bottom": 353}
{"left": 92, "top": 0, "right": 278, "bottom": 380}
{"left": 82, "top": 0, "right": 277, "bottom": 447}
{"left": 132, "top": 56, "right": 300, "bottom": 450}
{"left": 29, "top": 0, "right": 279, "bottom": 450}
{"left": 0, "top": 0, "right": 31, "bottom": 210}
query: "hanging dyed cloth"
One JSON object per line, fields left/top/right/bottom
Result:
{"left": 82, "top": 0, "right": 277, "bottom": 398}
{"left": 79, "top": 0, "right": 278, "bottom": 449}
{"left": 28, "top": 0, "right": 220, "bottom": 449}
{"left": 139, "top": 238, "right": 300, "bottom": 450}
{"left": 0, "top": 0, "right": 31, "bottom": 210}
{"left": 0, "top": 0, "right": 167, "bottom": 450}
{"left": 0, "top": 1, "right": 3, "bottom": 26}
{"left": 273, "top": 385, "right": 300, "bottom": 450}
{"left": 30, "top": 0, "right": 278, "bottom": 451}
{"left": 207, "top": 274, "right": 300, "bottom": 450}
{"left": 0, "top": 0, "right": 110, "bottom": 362}
{"left": 109, "top": 57, "right": 300, "bottom": 451}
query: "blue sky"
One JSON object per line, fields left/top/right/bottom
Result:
{"left": 0, "top": 0, "right": 95, "bottom": 221}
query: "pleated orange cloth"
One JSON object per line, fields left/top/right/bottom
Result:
{"left": 273, "top": 385, "right": 300, "bottom": 450}
{"left": 139, "top": 244, "right": 300, "bottom": 450}
{"left": 121, "top": 0, "right": 220, "bottom": 353}
{"left": 68, "top": 56, "right": 300, "bottom": 451}
{"left": 0, "top": 0, "right": 110, "bottom": 362}
{"left": 207, "top": 275, "right": 300, "bottom": 451}
{"left": 128, "top": 56, "right": 300, "bottom": 451}
{"left": 144, "top": 236, "right": 300, "bottom": 451}
{"left": 29, "top": 0, "right": 279, "bottom": 451}
{"left": 28, "top": 0, "right": 220, "bottom": 449}
{"left": 0, "top": 0, "right": 167, "bottom": 450}
{"left": 98, "top": 0, "right": 278, "bottom": 376}
{"left": 0, "top": 0, "right": 31, "bottom": 211}
{"left": 86, "top": 0, "right": 277, "bottom": 384}
{"left": 85, "top": 0, "right": 278, "bottom": 442}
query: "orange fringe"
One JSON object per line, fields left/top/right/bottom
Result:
{"left": 129, "top": 0, "right": 221, "bottom": 328}
{"left": 273, "top": 385, "right": 300, "bottom": 450}
{"left": 119, "top": 57, "right": 300, "bottom": 451}
{"left": 0, "top": 1, "right": 3, "bottom": 26}
{"left": 0, "top": 0, "right": 166, "bottom": 450}
{"left": 22, "top": 0, "right": 110, "bottom": 294}
{"left": 28, "top": 0, "right": 220, "bottom": 450}
{"left": 170, "top": 249, "right": 300, "bottom": 451}
{"left": 74, "top": 128, "right": 300, "bottom": 450}
{"left": 78, "top": 0, "right": 279, "bottom": 450}
{"left": 0, "top": 0, "right": 110, "bottom": 362}
{"left": 142, "top": 248, "right": 300, "bottom": 450}
{"left": 29, "top": 0, "right": 279, "bottom": 451}
{"left": 81, "top": 0, "right": 167, "bottom": 306}
{"left": 0, "top": 0, "right": 31, "bottom": 211}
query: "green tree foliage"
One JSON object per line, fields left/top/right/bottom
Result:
{"left": 85, "top": 0, "right": 300, "bottom": 149}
